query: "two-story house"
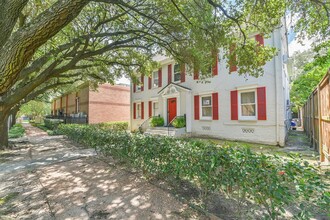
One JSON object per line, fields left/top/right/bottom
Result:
{"left": 130, "top": 26, "right": 291, "bottom": 146}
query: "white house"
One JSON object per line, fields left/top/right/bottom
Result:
{"left": 130, "top": 26, "right": 291, "bottom": 146}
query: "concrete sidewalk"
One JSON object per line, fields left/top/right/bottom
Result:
{"left": 0, "top": 124, "right": 204, "bottom": 219}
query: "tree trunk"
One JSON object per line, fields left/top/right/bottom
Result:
{"left": 0, "top": 112, "right": 9, "bottom": 150}
{"left": 9, "top": 106, "right": 20, "bottom": 128}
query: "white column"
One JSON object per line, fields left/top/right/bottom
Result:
{"left": 186, "top": 91, "right": 192, "bottom": 132}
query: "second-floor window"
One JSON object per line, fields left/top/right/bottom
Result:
{"left": 173, "top": 64, "right": 181, "bottom": 82}
{"left": 152, "top": 71, "right": 159, "bottom": 88}
{"left": 201, "top": 95, "right": 212, "bottom": 119}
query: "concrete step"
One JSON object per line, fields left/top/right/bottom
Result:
{"left": 145, "top": 127, "right": 175, "bottom": 136}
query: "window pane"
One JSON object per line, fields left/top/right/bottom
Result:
{"left": 241, "top": 92, "right": 255, "bottom": 104}
{"left": 241, "top": 104, "right": 256, "bottom": 116}
{"left": 153, "top": 71, "right": 158, "bottom": 87}
{"left": 174, "top": 73, "right": 181, "bottom": 82}
{"left": 174, "top": 64, "right": 180, "bottom": 73}
{"left": 174, "top": 64, "right": 181, "bottom": 81}
{"left": 202, "top": 107, "right": 212, "bottom": 117}
{"left": 202, "top": 96, "right": 212, "bottom": 106}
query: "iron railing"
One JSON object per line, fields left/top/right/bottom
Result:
{"left": 46, "top": 115, "right": 88, "bottom": 124}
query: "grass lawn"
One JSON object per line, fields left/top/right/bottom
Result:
{"left": 194, "top": 131, "right": 320, "bottom": 164}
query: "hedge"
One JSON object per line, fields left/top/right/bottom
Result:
{"left": 57, "top": 124, "right": 329, "bottom": 219}
{"left": 8, "top": 124, "right": 25, "bottom": 138}
{"left": 92, "top": 121, "right": 128, "bottom": 131}
{"left": 44, "top": 118, "right": 64, "bottom": 130}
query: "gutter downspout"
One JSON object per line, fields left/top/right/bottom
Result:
{"left": 130, "top": 82, "right": 133, "bottom": 132}
{"left": 273, "top": 31, "right": 280, "bottom": 146}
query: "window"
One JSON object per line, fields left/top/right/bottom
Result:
{"left": 201, "top": 95, "right": 212, "bottom": 119}
{"left": 136, "top": 85, "right": 141, "bottom": 92}
{"left": 152, "top": 71, "right": 159, "bottom": 88}
{"left": 173, "top": 64, "right": 181, "bottom": 82}
{"left": 153, "top": 101, "right": 159, "bottom": 116}
{"left": 137, "top": 103, "right": 141, "bottom": 118}
{"left": 239, "top": 90, "right": 257, "bottom": 120}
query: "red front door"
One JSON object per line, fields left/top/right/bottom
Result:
{"left": 167, "top": 98, "right": 177, "bottom": 123}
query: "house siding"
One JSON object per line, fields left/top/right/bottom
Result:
{"left": 131, "top": 24, "right": 290, "bottom": 146}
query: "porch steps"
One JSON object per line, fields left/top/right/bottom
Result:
{"left": 144, "top": 127, "right": 175, "bottom": 136}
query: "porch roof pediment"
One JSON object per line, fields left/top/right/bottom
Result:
{"left": 158, "top": 83, "right": 191, "bottom": 96}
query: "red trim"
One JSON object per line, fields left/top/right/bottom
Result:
{"left": 257, "top": 87, "right": 267, "bottom": 120}
{"left": 148, "top": 77, "right": 152, "bottom": 90}
{"left": 229, "top": 44, "right": 237, "bottom": 72}
{"left": 168, "top": 64, "right": 172, "bottom": 84}
{"left": 133, "top": 83, "right": 136, "bottom": 93}
{"left": 140, "top": 75, "right": 144, "bottom": 91}
{"left": 255, "top": 34, "right": 264, "bottom": 46}
{"left": 180, "top": 63, "right": 186, "bottom": 82}
{"left": 141, "top": 102, "right": 144, "bottom": 119}
{"left": 148, "top": 101, "right": 152, "bottom": 118}
{"left": 230, "top": 90, "right": 238, "bottom": 120}
{"left": 133, "top": 103, "right": 136, "bottom": 119}
{"left": 194, "top": 95, "right": 200, "bottom": 120}
{"left": 212, "top": 51, "right": 218, "bottom": 76}
{"left": 212, "top": 93, "right": 219, "bottom": 120}
{"left": 193, "top": 68, "right": 199, "bottom": 80}
{"left": 158, "top": 68, "right": 162, "bottom": 87}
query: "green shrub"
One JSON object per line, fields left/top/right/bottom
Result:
{"left": 172, "top": 117, "right": 186, "bottom": 128}
{"left": 93, "top": 121, "right": 128, "bottom": 131}
{"left": 44, "top": 119, "right": 64, "bottom": 130}
{"left": 58, "top": 124, "right": 329, "bottom": 219}
{"left": 8, "top": 124, "right": 25, "bottom": 138}
{"left": 149, "top": 116, "right": 164, "bottom": 127}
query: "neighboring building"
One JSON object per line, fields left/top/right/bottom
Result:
{"left": 51, "top": 83, "right": 130, "bottom": 124}
{"left": 130, "top": 26, "right": 291, "bottom": 146}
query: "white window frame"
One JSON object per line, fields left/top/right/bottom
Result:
{"left": 152, "top": 71, "right": 159, "bottom": 88}
{"left": 173, "top": 63, "right": 181, "bottom": 83}
{"left": 136, "top": 103, "right": 142, "bottom": 119}
{"left": 238, "top": 89, "right": 257, "bottom": 121}
{"left": 200, "top": 95, "right": 212, "bottom": 120}
{"left": 152, "top": 101, "right": 159, "bottom": 116}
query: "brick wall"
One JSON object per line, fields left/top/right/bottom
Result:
{"left": 88, "top": 84, "right": 130, "bottom": 124}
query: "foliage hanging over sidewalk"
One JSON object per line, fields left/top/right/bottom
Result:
{"left": 57, "top": 124, "right": 329, "bottom": 219}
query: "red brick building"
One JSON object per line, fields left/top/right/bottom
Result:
{"left": 51, "top": 83, "right": 130, "bottom": 124}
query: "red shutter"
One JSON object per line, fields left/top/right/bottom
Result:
{"left": 230, "top": 90, "right": 238, "bottom": 120}
{"left": 133, "top": 83, "right": 136, "bottom": 93}
{"left": 212, "top": 93, "right": 219, "bottom": 120}
{"left": 133, "top": 103, "right": 136, "bottom": 119}
{"left": 158, "top": 68, "right": 162, "bottom": 87}
{"left": 140, "top": 75, "right": 144, "bottom": 91}
{"left": 212, "top": 52, "right": 218, "bottom": 76}
{"left": 168, "top": 64, "right": 172, "bottom": 84}
{"left": 141, "top": 102, "right": 144, "bottom": 119}
{"left": 180, "top": 63, "right": 186, "bottom": 82}
{"left": 193, "top": 68, "right": 199, "bottom": 80}
{"left": 148, "top": 101, "right": 152, "bottom": 118}
{"left": 194, "top": 95, "right": 200, "bottom": 120}
{"left": 255, "top": 34, "right": 264, "bottom": 46}
{"left": 257, "top": 87, "right": 267, "bottom": 120}
{"left": 229, "top": 44, "right": 237, "bottom": 72}
{"left": 148, "top": 77, "right": 152, "bottom": 90}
